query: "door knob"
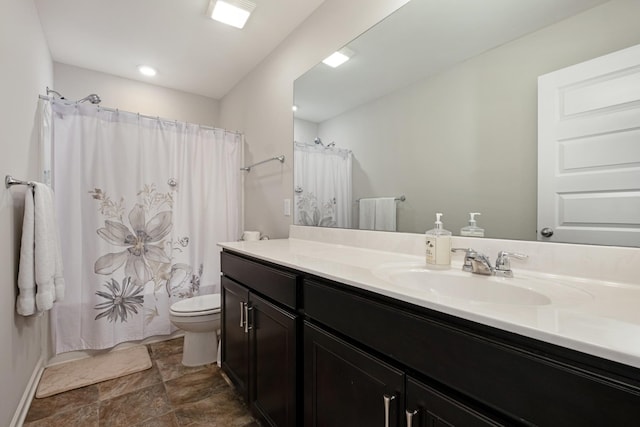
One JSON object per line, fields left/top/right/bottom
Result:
{"left": 541, "top": 227, "right": 554, "bottom": 237}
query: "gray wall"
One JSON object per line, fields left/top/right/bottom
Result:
{"left": 219, "top": 0, "right": 411, "bottom": 238}
{"left": 54, "top": 63, "right": 220, "bottom": 126}
{"left": 316, "top": 0, "right": 640, "bottom": 240}
{"left": 0, "top": 0, "right": 53, "bottom": 424}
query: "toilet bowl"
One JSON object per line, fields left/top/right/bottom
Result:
{"left": 169, "top": 294, "right": 221, "bottom": 367}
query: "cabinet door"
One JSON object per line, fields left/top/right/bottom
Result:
{"left": 221, "top": 277, "right": 250, "bottom": 401}
{"left": 304, "top": 321, "right": 404, "bottom": 427}
{"left": 250, "top": 294, "right": 298, "bottom": 427}
{"left": 406, "top": 377, "right": 503, "bottom": 427}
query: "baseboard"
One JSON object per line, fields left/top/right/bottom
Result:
{"left": 10, "top": 354, "right": 46, "bottom": 427}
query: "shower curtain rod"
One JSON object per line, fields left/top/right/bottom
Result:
{"left": 241, "top": 155, "right": 285, "bottom": 172}
{"left": 38, "top": 95, "right": 242, "bottom": 135}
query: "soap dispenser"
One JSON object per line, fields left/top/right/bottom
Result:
{"left": 461, "top": 212, "right": 484, "bottom": 237}
{"left": 425, "top": 213, "right": 452, "bottom": 267}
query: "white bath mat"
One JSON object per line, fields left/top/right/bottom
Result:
{"left": 35, "top": 345, "right": 152, "bottom": 398}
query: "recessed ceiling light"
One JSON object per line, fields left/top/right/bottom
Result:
{"left": 138, "top": 65, "right": 157, "bottom": 77}
{"left": 208, "top": 0, "right": 256, "bottom": 29}
{"left": 322, "top": 48, "right": 354, "bottom": 68}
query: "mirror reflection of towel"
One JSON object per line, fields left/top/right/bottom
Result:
{"left": 375, "top": 197, "right": 397, "bottom": 231}
{"left": 358, "top": 199, "right": 376, "bottom": 230}
{"left": 358, "top": 197, "right": 396, "bottom": 231}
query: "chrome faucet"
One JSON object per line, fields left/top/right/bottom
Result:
{"left": 451, "top": 248, "right": 493, "bottom": 275}
{"left": 451, "top": 248, "right": 476, "bottom": 272}
{"left": 470, "top": 253, "right": 494, "bottom": 275}
{"left": 452, "top": 248, "right": 528, "bottom": 277}
{"left": 494, "top": 251, "right": 528, "bottom": 278}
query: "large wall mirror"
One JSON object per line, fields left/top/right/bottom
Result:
{"left": 293, "top": 0, "right": 640, "bottom": 247}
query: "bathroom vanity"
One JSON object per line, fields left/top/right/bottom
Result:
{"left": 219, "top": 228, "right": 640, "bottom": 426}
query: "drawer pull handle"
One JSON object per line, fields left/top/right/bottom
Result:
{"left": 383, "top": 394, "right": 396, "bottom": 427}
{"left": 244, "top": 303, "right": 253, "bottom": 333}
{"left": 246, "top": 305, "right": 253, "bottom": 332}
{"left": 239, "top": 301, "right": 245, "bottom": 329}
{"left": 406, "top": 409, "right": 418, "bottom": 427}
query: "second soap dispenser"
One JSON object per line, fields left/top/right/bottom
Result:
{"left": 425, "top": 213, "right": 452, "bottom": 267}
{"left": 461, "top": 212, "right": 484, "bottom": 237}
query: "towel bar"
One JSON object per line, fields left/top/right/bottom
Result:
{"left": 355, "top": 195, "right": 406, "bottom": 203}
{"left": 5, "top": 175, "right": 34, "bottom": 189}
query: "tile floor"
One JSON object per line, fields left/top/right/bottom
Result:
{"left": 23, "top": 337, "right": 259, "bottom": 427}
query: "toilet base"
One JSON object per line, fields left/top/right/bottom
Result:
{"left": 182, "top": 330, "right": 219, "bottom": 367}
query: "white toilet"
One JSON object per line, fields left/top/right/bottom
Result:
{"left": 169, "top": 293, "right": 221, "bottom": 367}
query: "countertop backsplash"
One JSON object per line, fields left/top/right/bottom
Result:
{"left": 289, "top": 225, "right": 640, "bottom": 286}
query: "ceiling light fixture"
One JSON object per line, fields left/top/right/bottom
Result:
{"left": 322, "top": 47, "right": 354, "bottom": 68}
{"left": 138, "top": 65, "right": 157, "bottom": 77}
{"left": 208, "top": 0, "right": 256, "bottom": 29}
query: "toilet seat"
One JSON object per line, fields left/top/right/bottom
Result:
{"left": 170, "top": 294, "right": 221, "bottom": 317}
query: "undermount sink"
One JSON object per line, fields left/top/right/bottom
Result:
{"left": 372, "top": 263, "right": 592, "bottom": 306}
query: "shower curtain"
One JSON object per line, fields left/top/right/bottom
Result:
{"left": 44, "top": 100, "right": 242, "bottom": 354}
{"left": 293, "top": 142, "right": 352, "bottom": 228}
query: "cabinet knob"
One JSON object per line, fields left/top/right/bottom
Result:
{"left": 541, "top": 227, "right": 554, "bottom": 237}
{"left": 406, "top": 409, "right": 418, "bottom": 427}
{"left": 383, "top": 394, "right": 396, "bottom": 427}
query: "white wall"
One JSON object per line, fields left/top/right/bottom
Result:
{"left": 54, "top": 63, "right": 220, "bottom": 126}
{"left": 219, "top": 0, "right": 411, "bottom": 238}
{"left": 293, "top": 118, "right": 318, "bottom": 145}
{"left": 0, "top": 0, "right": 53, "bottom": 425}
{"left": 317, "top": 0, "right": 640, "bottom": 240}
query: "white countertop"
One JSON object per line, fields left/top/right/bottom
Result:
{"left": 219, "top": 236, "right": 640, "bottom": 370}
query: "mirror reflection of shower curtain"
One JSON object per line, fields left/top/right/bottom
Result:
{"left": 294, "top": 142, "right": 352, "bottom": 228}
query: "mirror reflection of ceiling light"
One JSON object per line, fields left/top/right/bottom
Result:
{"left": 322, "top": 48, "right": 354, "bottom": 68}
{"left": 138, "top": 65, "right": 157, "bottom": 76}
{"left": 208, "top": 0, "right": 256, "bottom": 29}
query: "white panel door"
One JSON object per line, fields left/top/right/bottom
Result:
{"left": 538, "top": 44, "right": 640, "bottom": 247}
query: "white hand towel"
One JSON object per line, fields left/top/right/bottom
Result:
{"left": 374, "top": 197, "right": 397, "bottom": 231}
{"left": 358, "top": 199, "right": 376, "bottom": 230}
{"left": 17, "top": 188, "right": 37, "bottom": 316}
{"left": 33, "top": 183, "right": 65, "bottom": 311}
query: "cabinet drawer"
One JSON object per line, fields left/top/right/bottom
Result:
{"left": 221, "top": 251, "right": 298, "bottom": 310}
{"left": 304, "top": 279, "right": 640, "bottom": 426}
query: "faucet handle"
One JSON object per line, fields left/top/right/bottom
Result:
{"left": 495, "top": 251, "right": 528, "bottom": 277}
{"left": 451, "top": 248, "right": 476, "bottom": 272}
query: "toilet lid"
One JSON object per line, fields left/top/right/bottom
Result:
{"left": 171, "top": 294, "right": 221, "bottom": 314}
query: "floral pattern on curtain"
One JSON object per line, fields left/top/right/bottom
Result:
{"left": 46, "top": 101, "right": 242, "bottom": 353}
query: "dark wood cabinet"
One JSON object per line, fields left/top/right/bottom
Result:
{"left": 251, "top": 293, "right": 297, "bottom": 427}
{"left": 304, "top": 321, "right": 404, "bottom": 427}
{"left": 221, "top": 277, "right": 250, "bottom": 401}
{"left": 221, "top": 252, "right": 299, "bottom": 427}
{"left": 222, "top": 249, "right": 640, "bottom": 427}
